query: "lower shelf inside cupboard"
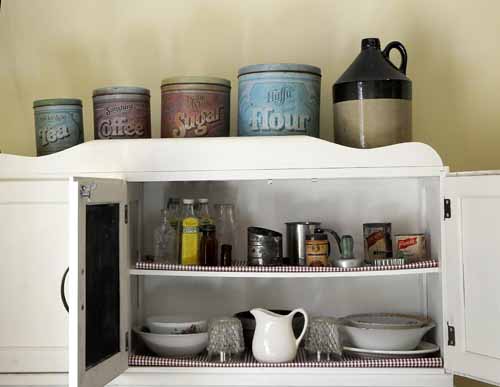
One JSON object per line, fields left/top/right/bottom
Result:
{"left": 128, "top": 350, "right": 443, "bottom": 369}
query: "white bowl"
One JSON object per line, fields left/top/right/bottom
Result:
{"left": 134, "top": 327, "right": 208, "bottom": 357}
{"left": 146, "top": 315, "right": 208, "bottom": 334}
{"left": 340, "top": 321, "right": 435, "bottom": 351}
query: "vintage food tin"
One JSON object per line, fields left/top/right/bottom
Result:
{"left": 238, "top": 64, "right": 321, "bottom": 137}
{"left": 161, "top": 76, "right": 231, "bottom": 138}
{"left": 33, "top": 98, "right": 84, "bottom": 156}
{"left": 93, "top": 86, "right": 151, "bottom": 140}
{"left": 247, "top": 227, "right": 283, "bottom": 266}
{"left": 363, "top": 223, "right": 393, "bottom": 261}
{"left": 305, "top": 231, "right": 330, "bottom": 267}
{"left": 394, "top": 234, "right": 427, "bottom": 262}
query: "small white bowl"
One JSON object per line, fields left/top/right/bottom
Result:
{"left": 340, "top": 321, "right": 435, "bottom": 351}
{"left": 134, "top": 327, "right": 208, "bottom": 357}
{"left": 146, "top": 315, "right": 208, "bottom": 334}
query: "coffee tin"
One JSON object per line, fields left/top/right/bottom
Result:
{"left": 305, "top": 232, "right": 330, "bottom": 267}
{"left": 33, "top": 98, "right": 84, "bottom": 156}
{"left": 394, "top": 234, "right": 427, "bottom": 262}
{"left": 238, "top": 64, "right": 321, "bottom": 137}
{"left": 93, "top": 86, "right": 151, "bottom": 140}
{"left": 161, "top": 76, "right": 231, "bottom": 138}
{"left": 363, "top": 223, "right": 393, "bottom": 261}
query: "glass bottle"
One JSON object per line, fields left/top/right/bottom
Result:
{"left": 214, "top": 203, "right": 236, "bottom": 263}
{"left": 153, "top": 209, "right": 177, "bottom": 264}
{"left": 200, "top": 224, "right": 218, "bottom": 266}
{"left": 166, "top": 198, "right": 182, "bottom": 263}
{"left": 221, "top": 244, "right": 232, "bottom": 266}
{"left": 181, "top": 199, "right": 200, "bottom": 265}
{"left": 196, "top": 198, "right": 213, "bottom": 226}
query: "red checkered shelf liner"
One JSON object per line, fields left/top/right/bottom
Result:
{"left": 129, "top": 350, "right": 443, "bottom": 368}
{"left": 135, "top": 260, "right": 438, "bottom": 273}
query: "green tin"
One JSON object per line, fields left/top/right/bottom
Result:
{"left": 33, "top": 98, "right": 84, "bottom": 156}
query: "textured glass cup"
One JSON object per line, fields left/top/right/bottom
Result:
{"left": 304, "top": 317, "right": 343, "bottom": 361}
{"left": 207, "top": 317, "right": 245, "bottom": 362}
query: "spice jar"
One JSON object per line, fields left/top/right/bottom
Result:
{"left": 93, "top": 86, "right": 151, "bottom": 140}
{"left": 200, "top": 224, "right": 218, "bottom": 266}
{"left": 305, "top": 229, "right": 330, "bottom": 267}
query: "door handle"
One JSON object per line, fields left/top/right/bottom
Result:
{"left": 60, "top": 267, "right": 69, "bottom": 313}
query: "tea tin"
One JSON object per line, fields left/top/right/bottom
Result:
{"left": 394, "top": 234, "right": 427, "bottom": 262}
{"left": 33, "top": 98, "right": 84, "bottom": 156}
{"left": 237, "top": 64, "right": 321, "bottom": 137}
{"left": 363, "top": 223, "right": 393, "bottom": 261}
{"left": 161, "top": 76, "right": 231, "bottom": 138}
{"left": 93, "top": 86, "right": 151, "bottom": 140}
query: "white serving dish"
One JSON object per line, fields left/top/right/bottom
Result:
{"left": 340, "top": 320, "right": 435, "bottom": 351}
{"left": 343, "top": 313, "right": 431, "bottom": 330}
{"left": 134, "top": 327, "right": 208, "bottom": 357}
{"left": 146, "top": 315, "right": 208, "bottom": 334}
{"left": 344, "top": 341, "right": 439, "bottom": 359}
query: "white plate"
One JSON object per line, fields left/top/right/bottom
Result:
{"left": 344, "top": 313, "right": 431, "bottom": 330}
{"left": 344, "top": 341, "right": 439, "bottom": 359}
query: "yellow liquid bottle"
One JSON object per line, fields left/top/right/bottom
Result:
{"left": 181, "top": 199, "right": 200, "bottom": 265}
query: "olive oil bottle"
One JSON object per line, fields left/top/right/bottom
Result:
{"left": 180, "top": 199, "right": 200, "bottom": 265}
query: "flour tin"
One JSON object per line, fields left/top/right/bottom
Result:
{"left": 161, "top": 76, "right": 231, "bottom": 138}
{"left": 237, "top": 64, "right": 321, "bottom": 137}
{"left": 93, "top": 86, "right": 151, "bottom": 140}
{"left": 33, "top": 98, "right": 84, "bottom": 156}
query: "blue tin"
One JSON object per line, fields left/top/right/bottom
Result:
{"left": 33, "top": 98, "right": 84, "bottom": 156}
{"left": 237, "top": 64, "right": 321, "bottom": 137}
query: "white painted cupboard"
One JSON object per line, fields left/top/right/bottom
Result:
{"left": 0, "top": 136, "right": 498, "bottom": 387}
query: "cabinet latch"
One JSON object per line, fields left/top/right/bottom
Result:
{"left": 79, "top": 183, "right": 96, "bottom": 199}
{"left": 124, "top": 204, "right": 129, "bottom": 224}
{"left": 444, "top": 198, "right": 451, "bottom": 219}
{"left": 447, "top": 323, "right": 455, "bottom": 346}
{"left": 125, "top": 331, "right": 129, "bottom": 352}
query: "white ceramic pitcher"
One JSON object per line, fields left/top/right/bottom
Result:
{"left": 250, "top": 308, "right": 309, "bottom": 363}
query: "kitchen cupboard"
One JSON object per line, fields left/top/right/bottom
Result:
{"left": 0, "top": 136, "right": 499, "bottom": 387}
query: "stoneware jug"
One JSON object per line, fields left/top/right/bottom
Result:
{"left": 251, "top": 308, "right": 309, "bottom": 363}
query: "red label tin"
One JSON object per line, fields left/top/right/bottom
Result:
{"left": 161, "top": 77, "right": 230, "bottom": 138}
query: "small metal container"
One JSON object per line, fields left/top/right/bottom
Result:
{"left": 247, "top": 227, "right": 283, "bottom": 266}
{"left": 93, "top": 86, "right": 151, "bottom": 140}
{"left": 161, "top": 76, "right": 231, "bottom": 138}
{"left": 286, "top": 222, "right": 321, "bottom": 266}
{"left": 33, "top": 98, "right": 84, "bottom": 156}
{"left": 394, "top": 234, "right": 427, "bottom": 262}
{"left": 363, "top": 223, "right": 393, "bottom": 261}
{"left": 238, "top": 64, "right": 321, "bottom": 137}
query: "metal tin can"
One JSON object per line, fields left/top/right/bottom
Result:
{"left": 237, "top": 64, "right": 321, "bottom": 137}
{"left": 161, "top": 76, "right": 231, "bottom": 138}
{"left": 33, "top": 98, "right": 84, "bottom": 156}
{"left": 247, "top": 227, "right": 283, "bottom": 266}
{"left": 363, "top": 223, "right": 393, "bottom": 261}
{"left": 93, "top": 86, "right": 151, "bottom": 140}
{"left": 394, "top": 234, "right": 427, "bottom": 262}
{"left": 305, "top": 232, "right": 330, "bottom": 267}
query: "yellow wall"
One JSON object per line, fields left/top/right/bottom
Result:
{"left": 0, "top": 2, "right": 498, "bottom": 385}
{"left": 1, "top": 0, "right": 500, "bottom": 171}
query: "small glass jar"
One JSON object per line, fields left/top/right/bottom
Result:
{"left": 200, "top": 224, "right": 218, "bottom": 266}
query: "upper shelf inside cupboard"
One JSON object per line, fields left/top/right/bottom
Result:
{"left": 0, "top": 136, "right": 445, "bottom": 181}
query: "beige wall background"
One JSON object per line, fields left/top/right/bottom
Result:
{"left": 0, "top": 1, "right": 497, "bottom": 385}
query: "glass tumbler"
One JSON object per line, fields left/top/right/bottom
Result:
{"left": 207, "top": 317, "right": 245, "bottom": 362}
{"left": 304, "top": 317, "right": 343, "bottom": 361}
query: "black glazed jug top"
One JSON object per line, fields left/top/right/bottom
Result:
{"left": 334, "top": 37, "right": 410, "bottom": 85}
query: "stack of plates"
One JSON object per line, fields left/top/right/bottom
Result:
{"left": 340, "top": 313, "right": 439, "bottom": 359}
{"left": 134, "top": 315, "right": 208, "bottom": 357}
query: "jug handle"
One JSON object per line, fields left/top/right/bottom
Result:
{"left": 322, "top": 228, "right": 342, "bottom": 256}
{"left": 290, "top": 308, "right": 309, "bottom": 347}
{"left": 382, "top": 41, "right": 408, "bottom": 74}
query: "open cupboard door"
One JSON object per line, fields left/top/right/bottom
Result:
{"left": 69, "top": 177, "right": 129, "bottom": 387}
{"left": 444, "top": 173, "right": 500, "bottom": 386}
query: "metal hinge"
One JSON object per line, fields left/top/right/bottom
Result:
{"left": 124, "top": 205, "right": 129, "bottom": 224}
{"left": 447, "top": 323, "right": 455, "bottom": 346}
{"left": 125, "top": 331, "right": 129, "bottom": 351}
{"left": 79, "top": 183, "right": 96, "bottom": 199}
{"left": 444, "top": 198, "right": 451, "bottom": 219}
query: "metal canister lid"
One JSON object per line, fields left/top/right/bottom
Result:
{"left": 92, "top": 86, "right": 150, "bottom": 97}
{"left": 33, "top": 98, "right": 82, "bottom": 108}
{"left": 238, "top": 63, "right": 322, "bottom": 77}
{"left": 161, "top": 76, "right": 231, "bottom": 88}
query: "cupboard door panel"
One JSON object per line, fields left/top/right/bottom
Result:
{"left": 445, "top": 174, "right": 500, "bottom": 386}
{"left": 69, "top": 177, "right": 129, "bottom": 387}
